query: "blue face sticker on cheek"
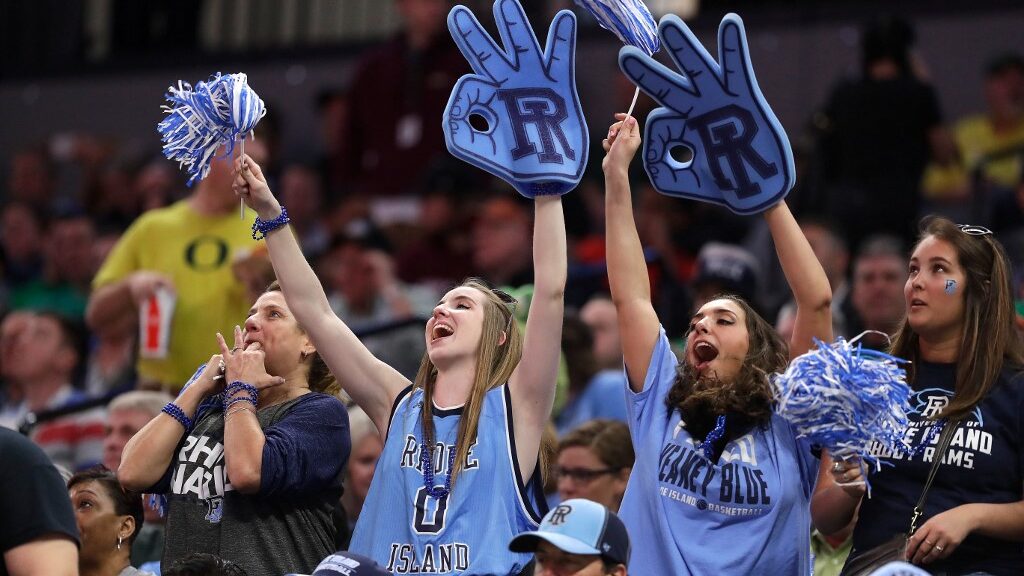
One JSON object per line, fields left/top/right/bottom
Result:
{"left": 945, "top": 279, "right": 958, "bottom": 295}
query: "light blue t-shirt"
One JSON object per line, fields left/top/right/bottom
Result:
{"left": 349, "top": 384, "right": 546, "bottom": 575}
{"left": 554, "top": 369, "right": 629, "bottom": 436}
{"left": 618, "top": 327, "right": 818, "bottom": 574}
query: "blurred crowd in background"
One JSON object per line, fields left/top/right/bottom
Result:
{"left": 0, "top": 1, "right": 1021, "bottom": 573}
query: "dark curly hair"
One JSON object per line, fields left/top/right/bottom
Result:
{"left": 665, "top": 295, "right": 788, "bottom": 447}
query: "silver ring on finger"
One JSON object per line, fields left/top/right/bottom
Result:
{"left": 832, "top": 461, "right": 842, "bottom": 472}
{"left": 934, "top": 545, "right": 944, "bottom": 552}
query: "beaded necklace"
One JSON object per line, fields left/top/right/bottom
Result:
{"left": 697, "top": 414, "right": 728, "bottom": 460}
{"left": 421, "top": 444, "right": 457, "bottom": 499}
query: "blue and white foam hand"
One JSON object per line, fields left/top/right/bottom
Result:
{"left": 443, "top": 0, "right": 588, "bottom": 198}
{"left": 619, "top": 14, "right": 794, "bottom": 214}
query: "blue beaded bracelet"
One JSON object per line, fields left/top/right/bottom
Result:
{"left": 223, "top": 381, "right": 259, "bottom": 411}
{"left": 225, "top": 395, "right": 258, "bottom": 411}
{"left": 162, "top": 402, "right": 193, "bottom": 430}
{"left": 225, "top": 380, "right": 258, "bottom": 397}
{"left": 251, "top": 207, "right": 290, "bottom": 240}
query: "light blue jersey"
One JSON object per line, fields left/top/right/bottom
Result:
{"left": 350, "top": 385, "right": 546, "bottom": 575}
{"left": 619, "top": 327, "right": 819, "bottom": 574}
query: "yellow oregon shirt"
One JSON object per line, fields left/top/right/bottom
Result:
{"left": 923, "top": 114, "right": 1024, "bottom": 198}
{"left": 93, "top": 200, "right": 257, "bottom": 390}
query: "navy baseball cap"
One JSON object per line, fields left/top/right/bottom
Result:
{"left": 285, "top": 551, "right": 392, "bottom": 576}
{"left": 508, "top": 498, "right": 630, "bottom": 565}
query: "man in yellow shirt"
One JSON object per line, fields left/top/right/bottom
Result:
{"left": 86, "top": 143, "right": 263, "bottom": 391}
{"left": 923, "top": 53, "right": 1024, "bottom": 201}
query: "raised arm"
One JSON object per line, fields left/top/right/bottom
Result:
{"left": 216, "top": 328, "right": 287, "bottom": 494}
{"left": 119, "top": 357, "right": 221, "bottom": 491}
{"left": 234, "top": 157, "right": 407, "bottom": 437}
{"left": 604, "top": 115, "right": 660, "bottom": 392}
{"left": 509, "top": 195, "right": 566, "bottom": 481}
{"left": 765, "top": 201, "right": 833, "bottom": 358}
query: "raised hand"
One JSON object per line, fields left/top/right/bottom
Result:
{"left": 619, "top": 13, "right": 794, "bottom": 214}
{"left": 602, "top": 113, "right": 642, "bottom": 176}
{"left": 828, "top": 457, "right": 867, "bottom": 498}
{"left": 233, "top": 155, "right": 281, "bottom": 219}
{"left": 217, "top": 325, "right": 284, "bottom": 391}
{"left": 444, "top": 0, "right": 588, "bottom": 198}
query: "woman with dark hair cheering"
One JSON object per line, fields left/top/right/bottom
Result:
{"left": 813, "top": 218, "right": 1024, "bottom": 574}
{"left": 118, "top": 284, "right": 349, "bottom": 576}
{"left": 68, "top": 466, "right": 152, "bottom": 576}
{"left": 604, "top": 111, "right": 833, "bottom": 574}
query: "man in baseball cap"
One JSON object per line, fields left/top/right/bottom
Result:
{"left": 509, "top": 498, "right": 630, "bottom": 575}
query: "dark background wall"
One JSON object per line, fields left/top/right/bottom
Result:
{"left": 1, "top": 1, "right": 1021, "bottom": 184}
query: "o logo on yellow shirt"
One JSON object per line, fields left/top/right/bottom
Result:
{"left": 185, "top": 235, "right": 230, "bottom": 271}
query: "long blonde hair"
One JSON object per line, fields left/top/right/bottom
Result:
{"left": 414, "top": 278, "right": 522, "bottom": 487}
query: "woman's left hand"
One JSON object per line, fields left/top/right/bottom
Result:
{"left": 905, "top": 505, "right": 977, "bottom": 565}
{"left": 217, "top": 326, "right": 285, "bottom": 391}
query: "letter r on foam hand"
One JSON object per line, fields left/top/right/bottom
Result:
{"left": 619, "top": 13, "right": 795, "bottom": 214}
{"left": 443, "top": 0, "right": 588, "bottom": 198}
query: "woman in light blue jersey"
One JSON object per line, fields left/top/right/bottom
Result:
{"left": 232, "top": 155, "right": 565, "bottom": 575}
{"left": 602, "top": 113, "right": 833, "bottom": 574}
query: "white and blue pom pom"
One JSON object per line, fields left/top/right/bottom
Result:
{"left": 575, "top": 0, "right": 660, "bottom": 55}
{"left": 157, "top": 72, "right": 266, "bottom": 186}
{"left": 148, "top": 494, "right": 167, "bottom": 517}
{"left": 772, "top": 336, "right": 913, "bottom": 478}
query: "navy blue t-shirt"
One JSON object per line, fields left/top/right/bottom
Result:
{"left": 853, "top": 362, "right": 1024, "bottom": 575}
{"left": 150, "top": 392, "right": 349, "bottom": 576}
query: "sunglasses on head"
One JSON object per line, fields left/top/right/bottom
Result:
{"left": 956, "top": 224, "right": 993, "bottom": 236}
{"left": 491, "top": 288, "right": 519, "bottom": 331}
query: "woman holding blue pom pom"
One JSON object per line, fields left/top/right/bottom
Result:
{"left": 603, "top": 109, "right": 833, "bottom": 572}
{"left": 814, "top": 218, "right": 1024, "bottom": 575}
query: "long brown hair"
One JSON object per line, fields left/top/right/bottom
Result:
{"left": 666, "top": 295, "right": 788, "bottom": 438}
{"left": 558, "top": 419, "right": 635, "bottom": 472}
{"left": 890, "top": 217, "right": 1024, "bottom": 420}
{"left": 414, "top": 278, "right": 522, "bottom": 487}
{"left": 264, "top": 281, "right": 341, "bottom": 396}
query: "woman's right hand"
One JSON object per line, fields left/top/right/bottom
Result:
{"left": 829, "top": 457, "right": 868, "bottom": 497}
{"left": 233, "top": 155, "right": 281, "bottom": 220}
{"left": 184, "top": 353, "right": 227, "bottom": 399}
{"left": 602, "top": 113, "right": 641, "bottom": 176}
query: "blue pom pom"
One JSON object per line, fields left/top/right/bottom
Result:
{"left": 148, "top": 493, "right": 167, "bottom": 517}
{"left": 157, "top": 72, "right": 266, "bottom": 186}
{"left": 575, "top": 0, "right": 660, "bottom": 55}
{"left": 772, "top": 336, "right": 914, "bottom": 484}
